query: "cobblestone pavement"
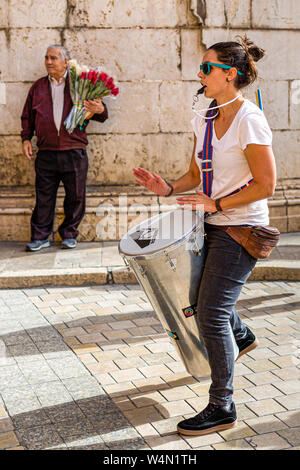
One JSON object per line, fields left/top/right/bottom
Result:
{"left": 0, "top": 281, "right": 299, "bottom": 450}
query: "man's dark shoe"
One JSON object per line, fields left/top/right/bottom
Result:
{"left": 26, "top": 239, "right": 50, "bottom": 252}
{"left": 177, "top": 402, "right": 237, "bottom": 436}
{"left": 61, "top": 238, "right": 77, "bottom": 249}
{"left": 236, "top": 326, "right": 259, "bottom": 361}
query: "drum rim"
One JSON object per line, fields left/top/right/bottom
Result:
{"left": 119, "top": 222, "right": 203, "bottom": 259}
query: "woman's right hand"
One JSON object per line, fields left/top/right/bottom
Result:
{"left": 133, "top": 167, "right": 172, "bottom": 196}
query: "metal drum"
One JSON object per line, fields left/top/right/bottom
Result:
{"left": 119, "top": 209, "right": 239, "bottom": 377}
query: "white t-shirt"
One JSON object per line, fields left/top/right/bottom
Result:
{"left": 191, "top": 99, "right": 273, "bottom": 226}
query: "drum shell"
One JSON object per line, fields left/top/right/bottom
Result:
{"left": 122, "top": 226, "right": 211, "bottom": 377}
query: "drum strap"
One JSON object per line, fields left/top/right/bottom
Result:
{"left": 197, "top": 117, "right": 213, "bottom": 197}
{"left": 197, "top": 114, "right": 254, "bottom": 197}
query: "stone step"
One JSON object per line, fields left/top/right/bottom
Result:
{"left": 0, "top": 185, "right": 297, "bottom": 242}
{"left": 0, "top": 233, "right": 299, "bottom": 288}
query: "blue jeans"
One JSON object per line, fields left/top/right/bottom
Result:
{"left": 196, "top": 223, "right": 257, "bottom": 406}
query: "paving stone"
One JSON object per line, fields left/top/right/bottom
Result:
{"left": 244, "top": 371, "right": 283, "bottom": 386}
{"left": 54, "top": 417, "right": 96, "bottom": 439}
{"left": 155, "top": 399, "right": 196, "bottom": 419}
{"left": 31, "top": 381, "right": 73, "bottom": 407}
{"left": 213, "top": 439, "right": 254, "bottom": 450}
{"left": 219, "top": 421, "right": 256, "bottom": 441}
{"left": 245, "top": 384, "right": 284, "bottom": 401}
{"left": 246, "top": 432, "right": 291, "bottom": 450}
{"left": 124, "top": 406, "right": 164, "bottom": 426}
{"left": 110, "top": 368, "right": 145, "bottom": 383}
{"left": 133, "top": 376, "right": 170, "bottom": 393}
{"left": 0, "top": 365, "right": 30, "bottom": 390}
{"left": 275, "top": 393, "right": 300, "bottom": 411}
{"left": 103, "top": 381, "right": 138, "bottom": 397}
{"left": 0, "top": 417, "right": 14, "bottom": 433}
{"left": 275, "top": 410, "right": 300, "bottom": 428}
{"left": 145, "top": 434, "right": 191, "bottom": 450}
{"left": 15, "top": 424, "right": 65, "bottom": 450}
{"left": 138, "top": 364, "right": 173, "bottom": 378}
{"left": 130, "top": 391, "right": 166, "bottom": 408}
{"left": 11, "top": 409, "right": 52, "bottom": 429}
{"left": 151, "top": 415, "right": 184, "bottom": 436}
{"left": 65, "top": 435, "right": 105, "bottom": 450}
{"left": 159, "top": 385, "right": 197, "bottom": 402}
{"left": 246, "top": 415, "right": 288, "bottom": 434}
{"left": 272, "top": 379, "right": 300, "bottom": 395}
{"left": 246, "top": 398, "right": 287, "bottom": 416}
{"left": 45, "top": 402, "right": 86, "bottom": 423}
{"left": 61, "top": 376, "right": 105, "bottom": 401}
{"left": 0, "top": 431, "right": 20, "bottom": 449}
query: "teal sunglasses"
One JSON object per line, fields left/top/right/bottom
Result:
{"left": 200, "top": 62, "right": 243, "bottom": 76}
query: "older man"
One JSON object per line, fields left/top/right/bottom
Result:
{"left": 21, "top": 44, "right": 108, "bottom": 251}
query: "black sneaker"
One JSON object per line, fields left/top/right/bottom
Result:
{"left": 177, "top": 402, "right": 237, "bottom": 436}
{"left": 236, "top": 326, "right": 259, "bottom": 361}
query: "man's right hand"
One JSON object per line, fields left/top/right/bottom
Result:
{"left": 22, "top": 140, "right": 33, "bottom": 160}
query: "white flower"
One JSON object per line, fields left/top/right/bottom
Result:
{"left": 68, "top": 59, "right": 78, "bottom": 68}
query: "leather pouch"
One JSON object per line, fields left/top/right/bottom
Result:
{"left": 211, "top": 225, "right": 280, "bottom": 259}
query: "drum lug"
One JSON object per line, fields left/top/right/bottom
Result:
{"left": 165, "top": 252, "right": 177, "bottom": 271}
{"left": 122, "top": 257, "right": 131, "bottom": 271}
{"left": 137, "top": 264, "right": 146, "bottom": 277}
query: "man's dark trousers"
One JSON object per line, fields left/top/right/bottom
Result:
{"left": 31, "top": 149, "right": 88, "bottom": 241}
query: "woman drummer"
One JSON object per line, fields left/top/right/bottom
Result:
{"left": 133, "top": 35, "right": 276, "bottom": 436}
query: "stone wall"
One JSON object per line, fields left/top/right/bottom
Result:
{"left": 0, "top": 0, "right": 299, "bottom": 241}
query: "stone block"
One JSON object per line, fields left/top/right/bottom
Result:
{"left": 160, "top": 80, "right": 201, "bottom": 132}
{"left": 181, "top": 29, "right": 205, "bottom": 80}
{"left": 68, "top": 0, "right": 187, "bottom": 27}
{"left": 287, "top": 203, "right": 300, "bottom": 232}
{"left": 268, "top": 204, "right": 288, "bottom": 233}
{"left": 290, "top": 80, "right": 300, "bottom": 129}
{"left": 272, "top": 131, "right": 300, "bottom": 180}
{"left": 64, "top": 28, "right": 180, "bottom": 81}
{"left": 0, "top": 82, "right": 32, "bottom": 134}
{"left": 0, "top": 31, "right": 9, "bottom": 80}
{"left": 0, "top": 136, "right": 35, "bottom": 186}
{"left": 8, "top": 0, "right": 67, "bottom": 27}
{"left": 243, "top": 79, "right": 289, "bottom": 130}
{"left": 252, "top": 0, "right": 300, "bottom": 29}
{"left": 6, "top": 28, "right": 61, "bottom": 82}
{"left": 202, "top": 29, "right": 300, "bottom": 80}
{"left": 87, "top": 82, "right": 160, "bottom": 134}
{"left": 223, "top": 0, "right": 251, "bottom": 27}
{"left": 0, "top": 0, "right": 8, "bottom": 27}
{"left": 86, "top": 133, "right": 194, "bottom": 184}
{"left": 193, "top": 0, "right": 251, "bottom": 27}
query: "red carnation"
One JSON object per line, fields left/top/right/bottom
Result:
{"left": 111, "top": 88, "right": 119, "bottom": 96}
{"left": 99, "top": 73, "right": 108, "bottom": 82}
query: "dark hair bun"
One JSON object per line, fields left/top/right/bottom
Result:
{"left": 237, "top": 34, "right": 265, "bottom": 63}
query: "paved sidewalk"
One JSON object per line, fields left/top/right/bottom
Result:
{"left": 0, "top": 280, "right": 299, "bottom": 450}
{"left": 0, "top": 232, "right": 299, "bottom": 288}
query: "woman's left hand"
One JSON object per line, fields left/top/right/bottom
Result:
{"left": 176, "top": 190, "right": 217, "bottom": 212}
{"left": 83, "top": 98, "right": 105, "bottom": 116}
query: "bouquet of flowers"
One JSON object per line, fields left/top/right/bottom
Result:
{"left": 64, "top": 59, "right": 119, "bottom": 134}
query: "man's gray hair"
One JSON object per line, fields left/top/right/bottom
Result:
{"left": 46, "top": 45, "right": 71, "bottom": 61}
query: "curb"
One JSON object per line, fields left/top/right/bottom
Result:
{"left": 0, "top": 263, "right": 299, "bottom": 288}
